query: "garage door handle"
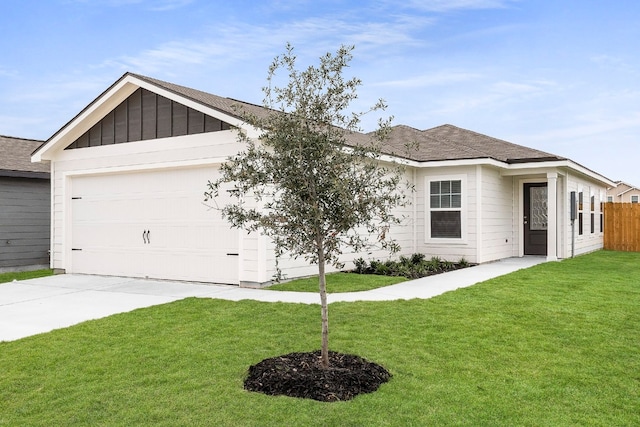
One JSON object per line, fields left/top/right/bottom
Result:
{"left": 143, "top": 230, "right": 150, "bottom": 244}
{"left": 147, "top": 230, "right": 151, "bottom": 244}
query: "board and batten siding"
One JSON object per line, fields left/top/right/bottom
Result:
{"left": 0, "top": 177, "right": 50, "bottom": 270}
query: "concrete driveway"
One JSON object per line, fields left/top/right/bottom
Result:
{"left": 0, "top": 257, "right": 545, "bottom": 342}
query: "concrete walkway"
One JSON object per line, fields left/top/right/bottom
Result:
{"left": 0, "top": 257, "right": 545, "bottom": 342}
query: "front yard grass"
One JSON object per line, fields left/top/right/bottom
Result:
{"left": 0, "top": 269, "right": 53, "bottom": 284}
{"left": 1, "top": 250, "right": 639, "bottom": 426}
{"left": 268, "top": 272, "right": 407, "bottom": 292}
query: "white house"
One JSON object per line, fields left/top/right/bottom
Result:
{"left": 32, "top": 73, "right": 614, "bottom": 286}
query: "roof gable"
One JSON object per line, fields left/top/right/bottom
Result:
{"left": 32, "top": 72, "right": 264, "bottom": 162}
{"left": 65, "top": 87, "right": 233, "bottom": 150}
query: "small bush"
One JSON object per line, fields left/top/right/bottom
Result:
{"left": 351, "top": 254, "right": 473, "bottom": 280}
{"left": 354, "top": 257, "right": 368, "bottom": 274}
{"left": 410, "top": 253, "right": 426, "bottom": 265}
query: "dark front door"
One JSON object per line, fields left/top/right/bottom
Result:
{"left": 523, "top": 183, "right": 548, "bottom": 255}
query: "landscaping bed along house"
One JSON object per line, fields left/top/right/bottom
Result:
{"left": 246, "top": 254, "right": 473, "bottom": 402}
{"left": 352, "top": 253, "right": 472, "bottom": 279}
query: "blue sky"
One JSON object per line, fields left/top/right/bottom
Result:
{"left": 1, "top": 0, "right": 639, "bottom": 185}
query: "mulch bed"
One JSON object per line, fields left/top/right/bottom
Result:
{"left": 244, "top": 350, "right": 392, "bottom": 402}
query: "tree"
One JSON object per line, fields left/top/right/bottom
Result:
{"left": 206, "top": 44, "right": 410, "bottom": 368}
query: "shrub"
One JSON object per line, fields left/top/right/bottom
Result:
{"left": 351, "top": 254, "right": 473, "bottom": 279}
{"left": 354, "top": 257, "right": 369, "bottom": 274}
{"left": 410, "top": 253, "right": 426, "bottom": 264}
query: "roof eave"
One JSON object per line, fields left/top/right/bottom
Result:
{"left": 376, "top": 154, "right": 615, "bottom": 186}
{"left": 0, "top": 169, "right": 50, "bottom": 179}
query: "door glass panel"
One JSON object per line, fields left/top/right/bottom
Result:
{"left": 530, "top": 186, "right": 548, "bottom": 230}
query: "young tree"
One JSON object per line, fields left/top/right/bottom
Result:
{"left": 206, "top": 44, "right": 410, "bottom": 368}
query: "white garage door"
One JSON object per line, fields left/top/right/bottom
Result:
{"left": 70, "top": 166, "right": 239, "bottom": 284}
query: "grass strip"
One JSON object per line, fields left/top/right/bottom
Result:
{"left": 268, "top": 272, "right": 407, "bottom": 293}
{"left": 0, "top": 269, "right": 54, "bottom": 284}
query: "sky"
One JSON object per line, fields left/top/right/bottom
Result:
{"left": 1, "top": 0, "right": 638, "bottom": 186}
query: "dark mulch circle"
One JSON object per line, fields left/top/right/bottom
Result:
{"left": 243, "top": 350, "right": 392, "bottom": 402}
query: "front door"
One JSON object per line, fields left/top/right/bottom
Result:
{"left": 523, "top": 183, "right": 548, "bottom": 255}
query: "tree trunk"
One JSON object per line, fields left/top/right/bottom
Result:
{"left": 317, "top": 242, "right": 330, "bottom": 369}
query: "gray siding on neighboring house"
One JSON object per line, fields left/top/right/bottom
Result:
{"left": 0, "top": 177, "right": 50, "bottom": 269}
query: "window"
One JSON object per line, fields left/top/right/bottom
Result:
{"left": 429, "top": 179, "right": 462, "bottom": 239}
{"left": 607, "top": 196, "right": 613, "bottom": 203}
{"left": 578, "top": 191, "right": 583, "bottom": 235}
{"left": 632, "top": 195, "right": 639, "bottom": 204}
{"left": 600, "top": 192, "right": 604, "bottom": 233}
{"left": 590, "top": 195, "right": 595, "bottom": 234}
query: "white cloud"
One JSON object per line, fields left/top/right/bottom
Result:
{"left": 519, "top": 112, "right": 640, "bottom": 144}
{"left": 0, "top": 67, "right": 18, "bottom": 78}
{"left": 95, "top": 13, "right": 434, "bottom": 77}
{"left": 148, "top": 0, "right": 194, "bottom": 11}
{"left": 375, "top": 71, "right": 482, "bottom": 88}
{"left": 429, "top": 78, "right": 557, "bottom": 115}
{"left": 393, "top": 0, "right": 519, "bottom": 12}
{"left": 590, "top": 54, "right": 638, "bottom": 75}
{"left": 65, "top": 0, "right": 194, "bottom": 10}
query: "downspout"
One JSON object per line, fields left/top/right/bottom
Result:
{"left": 569, "top": 173, "right": 576, "bottom": 258}
{"left": 49, "top": 160, "right": 55, "bottom": 270}
{"left": 412, "top": 167, "right": 417, "bottom": 253}
{"left": 571, "top": 218, "right": 575, "bottom": 258}
{"left": 476, "top": 165, "right": 483, "bottom": 263}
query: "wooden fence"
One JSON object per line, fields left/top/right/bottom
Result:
{"left": 604, "top": 203, "right": 640, "bottom": 252}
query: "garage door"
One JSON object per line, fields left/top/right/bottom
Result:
{"left": 70, "top": 166, "right": 239, "bottom": 284}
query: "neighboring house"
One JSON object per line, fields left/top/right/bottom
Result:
{"left": 31, "top": 73, "right": 614, "bottom": 285}
{"left": 0, "top": 135, "right": 50, "bottom": 272}
{"left": 606, "top": 181, "right": 640, "bottom": 204}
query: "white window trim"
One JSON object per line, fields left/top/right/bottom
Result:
{"left": 631, "top": 195, "right": 639, "bottom": 203}
{"left": 425, "top": 174, "right": 467, "bottom": 243}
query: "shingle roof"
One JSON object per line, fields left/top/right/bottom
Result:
{"left": 0, "top": 135, "right": 49, "bottom": 175}
{"left": 130, "top": 74, "right": 564, "bottom": 164}
{"left": 130, "top": 73, "right": 273, "bottom": 122}
{"left": 377, "top": 124, "right": 564, "bottom": 163}
{"left": 37, "top": 72, "right": 567, "bottom": 168}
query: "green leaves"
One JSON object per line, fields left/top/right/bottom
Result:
{"left": 206, "top": 44, "right": 409, "bottom": 273}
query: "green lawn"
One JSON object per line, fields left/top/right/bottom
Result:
{"left": 0, "top": 269, "right": 53, "bottom": 284}
{"left": 1, "top": 251, "right": 639, "bottom": 426}
{"left": 268, "top": 272, "right": 407, "bottom": 292}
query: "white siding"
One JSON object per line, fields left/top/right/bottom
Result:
{"left": 417, "top": 166, "right": 478, "bottom": 263}
{"left": 47, "top": 125, "right": 609, "bottom": 282}
{"left": 263, "top": 167, "right": 417, "bottom": 282}
{"left": 49, "top": 131, "right": 262, "bottom": 283}
{"left": 563, "top": 173, "right": 606, "bottom": 258}
{"left": 479, "top": 166, "right": 517, "bottom": 262}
